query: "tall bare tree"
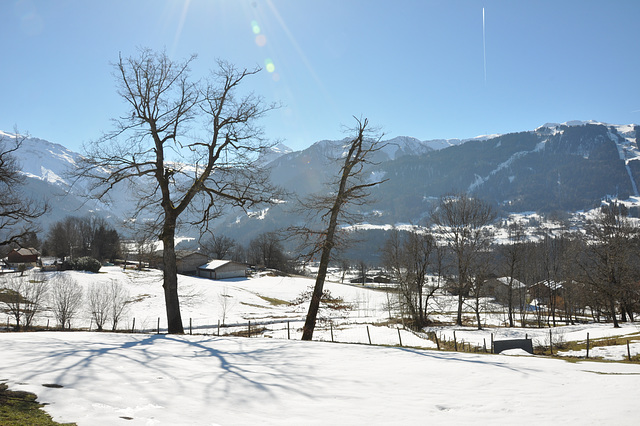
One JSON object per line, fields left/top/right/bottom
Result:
{"left": 578, "top": 202, "right": 639, "bottom": 328}
{"left": 382, "top": 227, "right": 437, "bottom": 328}
{"left": 430, "top": 193, "right": 496, "bottom": 326}
{"left": 77, "top": 49, "right": 281, "bottom": 333}
{"left": 290, "top": 117, "right": 386, "bottom": 340}
{"left": 497, "top": 222, "right": 527, "bottom": 327}
{"left": 201, "top": 233, "right": 236, "bottom": 260}
{"left": 0, "top": 130, "right": 47, "bottom": 249}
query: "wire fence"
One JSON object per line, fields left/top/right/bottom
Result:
{"left": 3, "top": 314, "right": 638, "bottom": 361}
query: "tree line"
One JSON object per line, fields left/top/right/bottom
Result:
{"left": 378, "top": 196, "right": 640, "bottom": 330}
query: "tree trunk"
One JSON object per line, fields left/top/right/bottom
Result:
{"left": 507, "top": 281, "right": 514, "bottom": 327}
{"left": 609, "top": 296, "right": 620, "bottom": 328}
{"left": 302, "top": 240, "right": 332, "bottom": 340}
{"left": 162, "top": 220, "right": 184, "bottom": 334}
{"left": 456, "top": 291, "right": 464, "bottom": 326}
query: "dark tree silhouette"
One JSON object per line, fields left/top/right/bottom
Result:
{"left": 77, "top": 49, "right": 281, "bottom": 333}
{"left": 289, "top": 117, "right": 386, "bottom": 341}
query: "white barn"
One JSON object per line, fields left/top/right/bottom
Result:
{"left": 197, "top": 260, "right": 247, "bottom": 280}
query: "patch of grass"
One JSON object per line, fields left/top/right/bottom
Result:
{"left": 240, "top": 302, "right": 267, "bottom": 309}
{"left": 0, "top": 289, "right": 27, "bottom": 304}
{"left": 0, "top": 383, "right": 76, "bottom": 425}
{"left": 127, "top": 294, "right": 152, "bottom": 303}
{"left": 257, "top": 295, "right": 289, "bottom": 306}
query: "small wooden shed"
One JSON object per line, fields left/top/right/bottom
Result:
{"left": 197, "top": 260, "right": 247, "bottom": 280}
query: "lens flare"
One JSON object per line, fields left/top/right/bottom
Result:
{"left": 265, "top": 58, "right": 275, "bottom": 73}
{"left": 255, "top": 34, "right": 267, "bottom": 47}
{"left": 251, "top": 20, "right": 261, "bottom": 34}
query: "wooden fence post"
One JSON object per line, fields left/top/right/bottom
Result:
{"left": 217, "top": 320, "right": 220, "bottom": 336}
{"left": 627, "top": 340, "right": 632, "bottom": 361}
{"left": 454, "top": 331, "right": 458, "bottom": 351}
{"left": 248, "top": 321, "right": 251, "bottom": 338}
{"left": 330, "top": 322, "right": 334, "bottom": 342}
{"left": 287, "top": 321, "right": 290, "bottom": 340}
{"left": 397, "top": 328, "right": 403, "bottom": 347}
{"left": 366, "top": 325, "right": 372, "bottom": 345}
{"left": 586, "top": 332, "right": 590, "bottom": 359}
{"left": 549, "top": 328, "right": 553, "bottom": 355}
{"left": 46, "top": 319, "right": 49, "bottom": 331}
{"left": 131, "top": 318, "right": 135, "bottom": 333}
{"left": 491, "top": 333, "right": 494, "bottom": 354}
{"left": 157, "top": 318, "right": 160, "bottom": 334}
{"left": 434, "top": 333, "right": 440, "bottom": 350}
{"left": 189, "top": 318, "right": 192, "bottom": 335}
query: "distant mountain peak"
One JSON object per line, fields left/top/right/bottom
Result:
{"left": 1, "top": 132, "right": 80, "bottom": 186}
{"left": 257, "top": 142, "right": 293, "bottom": 165}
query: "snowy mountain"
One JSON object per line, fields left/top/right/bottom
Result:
{"left": 4, "top": 133, "right": 81, "bottom": 186}
{"left": 3, "top": 121, "right": 640, "bottom": 253}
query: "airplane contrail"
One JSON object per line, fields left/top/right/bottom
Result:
{"left": 483, "top": 7, "right": 487, "bottom": 85}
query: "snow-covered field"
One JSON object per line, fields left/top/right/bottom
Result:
{"left": 2, "top": 266, "right": 640, "bottom": 424}
{"left": 2, "top": 332, "right": 639, "bottom": 425}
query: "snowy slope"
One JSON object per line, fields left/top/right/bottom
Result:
{"left": 2, "top": 266, "right": 640, "bottom": 424}
{"left": 0, "top": 131, "right": 80, "bottom": 186}
{"left": 1, "top": 332, "right": 639, "bottom": 425}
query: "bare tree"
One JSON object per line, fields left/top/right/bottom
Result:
{"left": 430, "top": 193, "right": 496, "bottom": 326}
{"left": 497, "top": 222, "right": 527, "bottom": 327}
{"left": 109, "top": 279, "right": 129, "bottom": 331}
{"left": 289, "top": 117, "right": 386, "bottom": 340}
{"left": 122, "top": 218, "right": 158, "bottom": 270}
{"left": 0, "top": 130, "right": 48, "bottom": 249}
{"left": 76, "top": 49, "right": 281, "bottom": 333}
{"left": 217, "top": 286, "right": 235, "bottom": 326}
{"left": 201, "top": 233, "right": 236, "bottom": 260}
{"left": 382, "top": 227, "right": 436, "bottom": 328}
{"left": 578, "top": 202, "right": 639, "bottom": 328}
{"left": 50, "top": 275, "right": 84, "bottom": 329}
{"left": 87, "top": 283, "right": 110, "bottom": 331}
{"left": 248, "top": 232, "right": 288, "bottom": 270}
{"left": 467, "top": 250, "right": 493, "bottom": 330}
{"left": 0, "top": 272, "right": 48, "bottom": 330}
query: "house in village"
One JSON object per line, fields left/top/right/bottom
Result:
{"left": 484, "top": 276, "right": 527, "bottom": 305}
{"left": 529, "top": 280, "right": 564, "bottom": 306}
{"left": 197, "top": 260, "right": 247, "bottom": 280}
{"left": 7, "top": 247, "right": 40, "bottom": 267}
{"left": 151, "top": 250, "right": 209, "bottom": 275}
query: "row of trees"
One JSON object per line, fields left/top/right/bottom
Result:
{"left": 42, "top": 216, "right": 121, "bottom": 262}
{"left": 1, "top": 272, "right": 129, "bottom": 331}
{"left": 380, "top": 196, "right": 640, "bottom": 330}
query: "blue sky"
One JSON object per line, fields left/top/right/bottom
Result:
{"left": 2, "top": 0, "right": 639, "bottom": 152}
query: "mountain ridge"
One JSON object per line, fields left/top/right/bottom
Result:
{"left": 3, "top": 121, "right": 640, "bottom": 247}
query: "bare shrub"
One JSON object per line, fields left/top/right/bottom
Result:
{"left": 109, "top": 280, "right": 129, "bottom": 331}
{"left": 0, "top": 272, "right": 48, "bottom": 330}
{"left": 292, "top": 286, "right": 352, "bottom": 324}
{"left": 218, "top": 286, "right": 236, "bottom": 326}
{"left": 87, "top": 282, "right": 110, "bottom": 331}
{"left": 50, "top": 275, "right": 83, "bottom": 329}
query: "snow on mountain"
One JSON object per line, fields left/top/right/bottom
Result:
{"left": 257, "top": 142, "right": 294, "bottom": 165}
{"left": 1, "top": 131, "right": 80, "bottom": 187}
